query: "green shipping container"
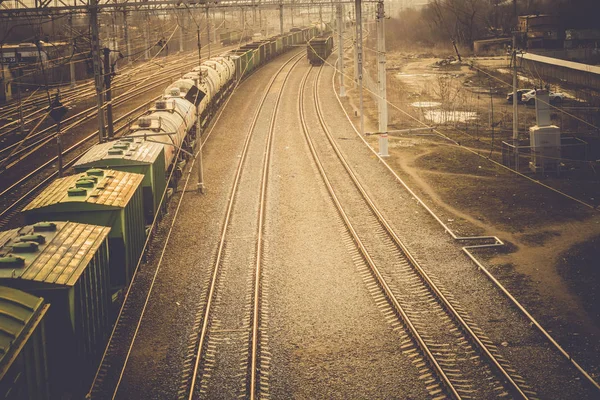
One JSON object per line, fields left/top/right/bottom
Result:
{"left": 74, "top": 139, "right": 166, "bottom": 225}
{"left": 22, "top": 169, "right": 145, "bottom": 291}
{"left": 0, "top": 286, "right": 50, "bottom": 400}
{"left": 0, "top": 221, "right": 111, "bottom": 397}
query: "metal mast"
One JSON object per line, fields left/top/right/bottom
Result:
{"left": 90, "top": 0, "right": 106, "bottom": 143}
{"left": 376, "top": 0, "right": 387, "bottom": 134}
{"left": 337, "top": 2, "right": 345, "bottom": 97}
{"left": 355, "top": 0, "right": 364, "bottom": 135}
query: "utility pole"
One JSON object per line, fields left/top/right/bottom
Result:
{"left": 279, "top": 3, "right": 284, "bottom": 34}
{"left": 195, "top": 24, "right": 205, "bottom": 193}
{"left": 337, "top": 3, "right": 345, "bottom": 97}
{"left": 124, "top": 11, "right": 131, "bottom": 64}
{"left": 179, "top": 10, "right": 185, "bottom": 53}
{"left": 69, "top": 15, "right": 76, "bottom": 87}
{"left": 512, "top": 33, "right": 519, "bottom": 170}
{"left": 376, "top": 0, "right": 387, "bottom": 134}
{"left": 145, "top": 13, "right": 150, "bottom": 60}
{"left": 352, "top": 9, "right": 358, "bottom": 87}
{"left": 90, "top": 0, "right": 106, "bottom": 143}
{"left": 111, "top": 13, "right": 119, "bottom": 73}
{"left": 103, "top": 48, "right": 114, "bottom": 140}
{"left": 15, "top": 63, "right": 24, "bottom": 135}
{"left": 206, "top": 7, "right": 211, "bottom": 58}
{"left": 49, "top": 93, "right": 68, "bottom": 178}
{"left": 355, "top": 0, "right": 364, "bottom": 135}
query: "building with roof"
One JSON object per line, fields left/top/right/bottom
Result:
{"left": 22, "top": 169, "right": 145, "bottom": 292}
{"left": 0, "top": 286, "right": 49, "bottom": 400}
{"left": 0, "top": 221, "right": 111, "bottom": 397}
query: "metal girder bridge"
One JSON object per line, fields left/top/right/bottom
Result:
{"left": 0, "top": 0, "right": 376, "bottom": 18}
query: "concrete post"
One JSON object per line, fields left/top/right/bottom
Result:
{"left": 355, "top": 0, "right": 364, "bottom": 135}
{"left": 90, "top": 1, "right": 106, "bottom": 142}
{"left": 337, "top": 3, "right": 345, "bottom": 97}
{"left": 376, "top": 0, "right": 387, "bottom": 134}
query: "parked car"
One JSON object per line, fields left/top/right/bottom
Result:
{"left": 506, "top": 89, "right": 532, "bottom": 103}
{"left": 521, "top": 89, "right": 565, "bottom": 105}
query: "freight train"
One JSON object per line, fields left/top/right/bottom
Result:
{"left": 0, "top": 25, "right": 320, "bottom": 399}
{"left": 307, "top": 34, "right": 334, "bottom": 65}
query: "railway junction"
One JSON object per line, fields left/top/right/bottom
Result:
{"left": 1, "top": 1, "right": 600, "bottom": 399}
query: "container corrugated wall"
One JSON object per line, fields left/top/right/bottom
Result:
{"left": 122, "top": 186, "right": 146, "bottom": 286}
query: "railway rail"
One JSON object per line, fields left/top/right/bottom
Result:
{"left": 299, "top": 64, "right": 540, "bottom": 399}
{"left": 0, "top": 45, "right": 240, "bottom": 230}
{"left": 185, "top": 48, "right": 302, "bottom": 400}
{"left": 87, "top": 50, "right": 304, "bottom": 400}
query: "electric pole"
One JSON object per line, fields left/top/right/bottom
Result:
{"left": 90, "top": 0, "right": 106, "bottom": 143}
{"left": 69, "top": 15, "right": 76, "bottom": 87}
{"left": 337, "top": 2, "right": 345, "bottom": 97}
{"left": 103, "top": 47, "right": 114, "bottom": 140}
{"left": 512, "top": 33, "right": 519, "bottom": 170}
{"left": 376, "top": 0, "right": 387, "bottom": 134}
{"left": 355, "top": 0, "right": 364, "bottom": 135}
{"left": 124, "top": 11, "right": 131, "bottom": 64}
{"left": 206, "top": 7, "right": 211, "bottom": 58}
{"left": 279, "top": 3, "right": 284, "bottom": 34}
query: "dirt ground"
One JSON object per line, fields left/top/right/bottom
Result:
{"left": 338, "top": 47, "right": 600, "bottom": 377}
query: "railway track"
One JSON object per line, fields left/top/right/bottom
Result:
{"left": 0, "top": 45, "right": 241, "bottom": 230}
{"left": 299, "top": 65, "right": 539, "bottom": 399}
{"left": 0, "top": 52, "right": 204, "bottom": 169}
{"left": 87, "top": 50, "right": 304, "bottom": 400}
{"left": 183, "top": 49, "right": 303, "bottom": 400}
{"left": 0, "top": 93, "right": 162, "bottom": 229}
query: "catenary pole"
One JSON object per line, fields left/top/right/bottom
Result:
{"left": 376, "top": 0, "right": 387, "bottom": 134}
{"left": 355, "top": 0, "right": 364, "bottom": 135}
{"left": 337, "top": 2, "right": 345, "bottom": 97}
{"left": 90, "top": 0, "right": 106, "bottom": 142}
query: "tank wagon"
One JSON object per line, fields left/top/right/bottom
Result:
{"left": 22, "top": 170, "right": 145, "bottom": 294}
{"left": 0, "top": 221, "right": 111, "bottom": 398}
{"left": 307, "top": 35, "right": 334, "bottom": 65}
{"left": 72, "top": 25, "right": 320, "bottom": 232}
{"left": 0, "top": 24, "right": 321, "bottom": 398}
{"left": 0, "top": 286, "right": 50, "bottom": 400}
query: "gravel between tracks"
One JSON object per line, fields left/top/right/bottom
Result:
{"left": 111, "top": 54, "right": 295, "bottom": 399}
{"left": 318, "top": 64, "right": 597, "bottom": 399}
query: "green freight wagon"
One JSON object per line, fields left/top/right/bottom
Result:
{"left": 74, "top": 139, "right": 166, "bottom": 225}
{"left": 228, "top": 48, "right": 256, "bottom": 79}
{"left": 22, "top": 169, "right": 145, "bottom": 292}
{"left": 307, "top": 35, "right": 334, "bottom": 65}
{"left": 0, "top": 286, "right": 50, "bottom": 400}
{"left": 240, "top": 43, "right": 265, "bottom": 66}
{"left": 0, "top": 221, "right": 111, "bottom": 398}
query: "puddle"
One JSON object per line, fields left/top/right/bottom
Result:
{"left": 396, "top": 72, "right": 433, "bottom": 78}
{"left": 411, "top": 101, "right": 442, "bottom": 108}
{"left": 422, "top": 110, "right": 478, "bottom": 124}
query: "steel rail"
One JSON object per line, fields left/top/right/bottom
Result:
{"left": 331, "top": 54, "right": 600, "bottom": 394}
{"left": 0, "top": 73, "right": 177, "bottom": 169}
{"left": 298, "top": 65, "right": 463, "bottom": 398}
{"left": 0, "top": 56, "right": 198, "bottom": 165}
{"left": 0, "top": 94, "right": 161, "bottom": 228}
{"left": 187, "top": 51, "right": 304, "bottom": 400}
{"left": 313, "top": 66, "right": 531, "bottom": 398}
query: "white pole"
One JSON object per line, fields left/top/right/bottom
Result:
{"left": 355, "top": 0, "right": 364, "bottom": 135}
{"left": 90, "top": 0, "right": 105, "bottom": 142}
{"left": 376, "top": 0, "right": 387, "bottom": 134}
{"left": 512, "top": 33, "right": 519, "bottom": 170}
{"left": 337, "top": 2, "right": 345, "bottom": 97}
